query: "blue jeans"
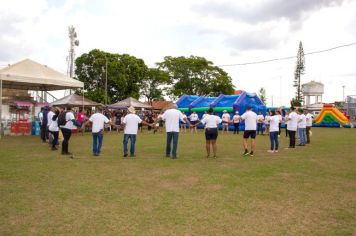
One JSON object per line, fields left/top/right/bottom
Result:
{"left": 166, "top": 132, "right": 179, "bottom": 158}
{"left": 123, "top": 134, "right": 136, "bottom": 155}
{"left": 298, "top": 128, "right": 306, "bottom": 145}
{"left": 92, "top": 132, "right": 103, "bottom": 154}
{"left": 257, "top": 123, "right": 263, "bottom": 134}
{"left": 269, "top": 131, "right": 279, "bottom": 150}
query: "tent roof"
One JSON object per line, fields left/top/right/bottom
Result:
{"left": 107, "top": 97, "right": 152, "bottom": 109}
{"left": 0, "top": 59, "right": 83, "bottom": 90}
{"left": 50, "top": 94, "right": 102, "bottom": 107}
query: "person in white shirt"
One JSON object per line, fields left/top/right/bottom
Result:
{"left": 264, "top": 111, "right": 271, "bottom": 135}
{"left": 267, "top": 110, "right": 282, "bottom": 153}
{"left": 48, "top": 108, "right": 59, "bottom": 151}
{"left": 47, "top": 107, "right": 55, "bottom": 145}
{"left": 304, "top": 109, "right": 314, "bottom": 144}
{"left": 232, "top": 111, "right": 241, "bottom": 134}
{"left": 297, "top": 108, "right": 307, "bottom": 146}
{"left": 194, "top": 108, "right": 222, "bottom": 158}
{"left": 221, "top": 110, "right": 231, "bottom": 133}
{"left": 276, "top": 110, "right": 283, "bottom": 136}
{"left": 180, "top": 112, "right": 187, "bottom": 133}
{"left": 83, "top": 107, "right": 114, "bottom": 156}
{"left": 119, "top": 106, "right": 151, "bottom": 157}
{"left": 240, "top": 106, "right": 258, "bottom": 156}
{"left": 285, "top": 107, "right": 298, "bottom": 148}
{"left": 257, "top": 112, "right": 265, "bottom": 135}
{"left": 59, "top": 106, "right": 77, "bottom": 156}
{"left": 189, "top": 111, "right": 199, "bottom": 133}
{"left": 157, "top": 104, "right": 188, "bottom": 159}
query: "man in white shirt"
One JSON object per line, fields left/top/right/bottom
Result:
{"left": 305, "top": 109, "right": 314, "bottom": 144}
{"left": 157, "top": 104, "right": 188, "bottom": 159}
{"left": 257, "top": 112, "right": 264, "bottom": 135}
{"left": 241, "top": 106, "right": 258, "bottom": 156}
{"left": 195, "top": 108, "right": 222, "bottom": 158}
{"left": 59, "top": 106, "right": 77, "bottom": 156}
{"left": 47, "top": 107, "right": 55, "bottom": 145}
{"left": 297, "top": 108, "right": 307, "bottom": 146}
{"left": 189, "top": 111, "right": 199, "bottom": 133}
{"left": 285, "top": 107, "right": 298, "bottom": 148}
{"left": 232, "top": 111, "right": 240, "bottom": 134}
{"left": 83, "top": 107, "right": 114, "bottom": 156}
{"left": 221, "top": 110, "right": 231, "bottom": 133}
{"left": 121, "top": 106, "right": 151, "bottom": 157}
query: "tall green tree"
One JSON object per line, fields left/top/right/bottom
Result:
{"left": 294, "top": 41, "right": 305, "bottom": 104}
{"left": 258, "top": 87, "right": 267, "bottom": 104}
{"left": 75, "top": 49, "right": 148, "bottom": 104}
{"left": 157, "top": 56, "right": 235, "bottom": 98}
{"left": 141, "top": 68, "right": 169, "bottom": 104}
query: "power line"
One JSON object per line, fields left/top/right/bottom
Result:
{"left": 219, "top": 42, "right": 356, "bottom": 67}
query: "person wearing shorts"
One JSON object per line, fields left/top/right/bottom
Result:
{"left": 195, "top": 108, "right": 222, "bottom": 158}
{"left": 241, "top": 106, "right": 258, "bottom": 156}
{"left": 189, "top": 111, "right": 199, "bottom": 133}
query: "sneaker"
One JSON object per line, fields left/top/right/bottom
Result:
{"left": 51, "top": 147, "right": 58, "bottom": 151}
{"left": 130, "top": 154, "right": 136, "bottom": 158}
{"left": 267, "top": 150, "right": 274, "bottom": 153}
{"left": 249, "top": 152, "right": 254, "bottom": 157}
{"left": 243, "top": 150, "right": 249, "bottom": 156}
{"left": 274, "top": 150, "right": 279, "bottom": 153}
{"left": 123, "top": 154, "right": 128, "bottom": 157}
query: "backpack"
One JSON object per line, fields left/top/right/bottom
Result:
{"left": 57, "top": 111, "right": 67, "bottom": 126}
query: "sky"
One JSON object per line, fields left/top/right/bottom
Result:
{"left": 1, "top": 0, "right": 356, "bottom": 106}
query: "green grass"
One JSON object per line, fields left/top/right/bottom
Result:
{"left": 0, "top": 128, "right": 355, "bottom": 235}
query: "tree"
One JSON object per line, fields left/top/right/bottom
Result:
{"left": 75, "top": 49, "right": 148, "bottom": 104}
{"left": 141, "top": 68, "right": 170, "bottom": 104}
{"left": 294, "top": 41, "right": 305, "bottom": 104}
{"left": 157, "top": 56, "right": 235, "bottom": 98}
{"left": 258, "top": 87, "right": 267, "bottom": 104}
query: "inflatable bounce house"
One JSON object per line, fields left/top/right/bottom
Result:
{"left": 314, "top": 104, "right": 350, "bottom": 127}
{"left": 177, "top": 92, "right": 266, "bottom": 130}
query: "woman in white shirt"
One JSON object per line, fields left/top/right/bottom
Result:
{"left": 48, "top": 108, "right": 59, "bottom": 151}
{"left": 267, "top": 110, "right": 281, "bottom": 153}
{"left": 195, "top": 108, "right": 222, "bottom": 158}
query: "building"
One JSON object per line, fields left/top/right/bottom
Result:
{"left": 301, "top": 81, "right": 324, "bottom": 115}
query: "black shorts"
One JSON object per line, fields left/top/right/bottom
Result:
{"left": 243, "top": 130, "right": 256, "bottom": 139}
{"left": 190, "top": 120, "right": 198, "bottom": 125}
{"left": 205, "top": 128, "right": 218, "bottom": 140}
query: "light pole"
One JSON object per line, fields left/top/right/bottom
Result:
{"left": 105, "top": 58, "right": 108, "bottom": 105}
{"left": 342, "top": 85, "right": 345, "bottom": 102}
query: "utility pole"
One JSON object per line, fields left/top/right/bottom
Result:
{"left": 342, "top": 85, "right": 345, "bottom": 101}
{"left": 67, "top": 26, "right": 79, "bottom": 79}
{"left": 105, "top": 58, "right": 108, "bottom": 105}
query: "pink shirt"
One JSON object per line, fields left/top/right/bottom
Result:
{"left": 76, "top": 112, "right": 85, "bottom": 122}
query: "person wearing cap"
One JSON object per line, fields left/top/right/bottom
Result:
{"left": 156, "top": 103, "right": 189, "bottom": 159}
{"left": 194, "top": 108, "right": 222, "bottom": 158}
{"left": 189, "top": 111, "right": 199, "bottom": 133}
{"left": 221, "top": 110, "right": 231, "bottom": 133}
{"left": 83, "top": 107, "right": 115, "bottom": 156}
{"left": 240, "top": 106, "right": 258, "bottom": 156}
{"left": 232, "top": 111, "right": 241, "bottom": 134}
{"left": 121, "top": 106, "right": 152, "bottom": 157}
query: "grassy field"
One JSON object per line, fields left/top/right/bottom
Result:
{"left": 0, "top": 128, "right": 355, "bottom": 235}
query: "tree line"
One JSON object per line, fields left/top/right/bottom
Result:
{"left": 75, "top": 49, "right": 235, "bottom": 104}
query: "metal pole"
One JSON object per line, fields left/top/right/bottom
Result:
{"left": 105, "top": 58, "right": 108, "bottom": 105}
{"left": 342, "top": 85, "right": 345, "bottom": 101}
{"left": 82, "top": 86, "right": 84, "bottom": 112}
{"left": 0, "top": 78, "right": 2, "bottom": 139}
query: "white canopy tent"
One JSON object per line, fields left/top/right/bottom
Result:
{"left": 0, "top": 59, "right": 84, "bottom": 138}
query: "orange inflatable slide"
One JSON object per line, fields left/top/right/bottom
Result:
{"left": 315, "top": 104, "right": 349, "bottom": 125}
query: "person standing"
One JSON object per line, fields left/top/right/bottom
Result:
{"left": 256, "top": 112, "right": 264, "bottom": 135}
{"left": 83, "top": 107, "right": 114, "bottom": 156}
{"left": 40, "top": 106, "right": 49, "bottom": 142}
{"left": 285, "top": 107, "right": 298, "bottom": 149}
{"left": 195, "top": 108, "right": 222, "bottom": 158}
{"left": 48, "top": 108, "right": 60, "bottom": 151}
{"left": 276, "top": 110, "right": 283, "bottom": 136}
{"left": 189, "top": 111, "right": 199, "bottom": 133}
{"left": 305, "top": 110, "right": 314, "bottom": 144}
{"left": 297, "top": 108, "right": 307, "bottom": 146}
{"left": 267, "top": 110, "right": 281, "bottom": 153}
{"left": 59, "top": 106, "right": 76, "bottom": 156}
{"left": 221, "top": 110, "right": 231, "bottom": 133}
{"left": 47, "top": 107, "right": 55, "bottom": 145}
{"left": 232, "top": 111, "right": 240, "bottom": 134}
{"left": 264, "top": 111, "right": 271, "bottom": 135}
{"left": 241, "top": 106, "right": 258, "bottom": 156}
{"left": 76, "top": 108, "right": 85, "bottom": 135}
{"left": 180, "top": 112, "right": 187, "bottom": 133}
{"left": 157, "top": 104, "right": 188, "bottom": 159}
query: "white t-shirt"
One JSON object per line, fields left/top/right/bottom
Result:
{"left": 47, "top": 111, "right": 55, "bottom": 127}
{"left": 202, "top": 113, "right": 207, "bottom": 119}
{"left": 189, "top": 113, "right": 199, "bottom": 121}
{"left": 201, "top": 114, "right": 222, "bottom": 128}
{"left": 39, "top": 112, "right": 43, "bottom": 124}
{"left": 241, "top": 110, "right": 258, "bottom": 131}
{"left": 222, "top": 113, "right": 230, "bottom": 122}
{"left": 162, "top": 109, "right": 185, "bottom": 132}
{"left": 264, "top": 115, "right": 270, "bottom": 124}
{"left": 49, "top": 116, "right": 59, "bottom": 132}
{"left": 306, "top": 113, "right": 314, "bottom": 127}
{"left": 232, "top": 114, "right": 240, "bottom": 123}
{"left": 298, "top": 114, "right": 307, "bottom": 128}
{"left": 287, "top": 112, "right": 298, "bottom": 131}
{"left": 269, "top": 115, "right": 280, "bottom": 132}
{"left": 257, "top": 114, "right": 264, "bottom": 123}
{"left": 61, "top": 112, "right": 75, "bottom": 130}
{"left": 123, "top": 113, "right": 142, "bottom": 135}
{"left": 89, "top": 113, "right": 110, "bottom": 133}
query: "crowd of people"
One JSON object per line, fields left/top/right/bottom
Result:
{"left": 38, "top": 104, "right": 314, "bottom": 159}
